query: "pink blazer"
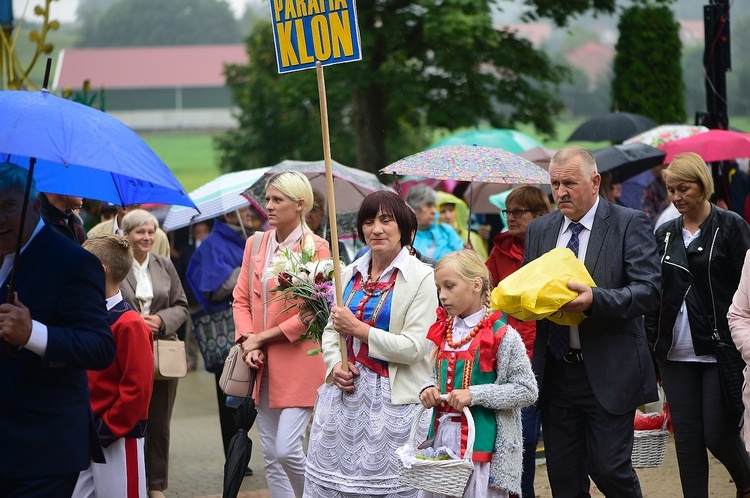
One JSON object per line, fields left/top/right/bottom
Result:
{"left": 728, "top": 250, "right": 750, "bottom": 450}
{"left": 233, "top": 229, "right": 330, "bottom": 409}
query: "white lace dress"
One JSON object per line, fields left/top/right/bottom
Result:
{"left": 304, "top": 351, "right": 430, "bottom": 497}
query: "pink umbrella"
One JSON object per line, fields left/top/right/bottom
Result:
{"left": 659, "top": 130, "right": 750, "bottom": 164}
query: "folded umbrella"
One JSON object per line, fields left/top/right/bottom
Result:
{"left": 223, "top": 370, "right": 258, "bottom": 498}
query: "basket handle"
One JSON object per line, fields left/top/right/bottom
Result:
{"left": 410, "top": 394, "right": 475, "bottom": 462}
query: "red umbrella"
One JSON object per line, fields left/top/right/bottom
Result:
{"left": 659, "top": 129, "right": 750, "bottom": 164}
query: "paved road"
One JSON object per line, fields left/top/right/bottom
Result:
{"left": 166, "top": 369, "right": 736, "bottom": 497}
{"left": 169, "top": 369, "right": 269, "bottom": 498}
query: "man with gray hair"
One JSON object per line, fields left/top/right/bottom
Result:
{"left": 0, "top": 162, "right": 114, "bottom": 497}
{"left": 405, "top": 184, "right": 464, "bottom": 261}
{"left": 523, "top": 146, "right": 661, "bottom": 497}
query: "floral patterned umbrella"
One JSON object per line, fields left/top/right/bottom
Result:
{"left": 623, "top": 124, "right": 709, "bottom": 147}
{"left": 380, "top": 145, "right": 549, "bottom": 184}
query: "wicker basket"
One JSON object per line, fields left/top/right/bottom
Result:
{"left": 631, "top": 415, "right": 669, "bottom": 468}
{"left": 398, "top": 397, "right": 475, "bottom": 497}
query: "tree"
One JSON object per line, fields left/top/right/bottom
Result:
{"left": 218, "top": 0, "right": 602, "bottom": 174}
{"left": 611, "top": 3, "right": 686, "bottom": 123}
{"left": 77, "top": 0, "right": 241, "bottom": 47}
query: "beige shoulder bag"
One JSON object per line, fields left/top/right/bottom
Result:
{"left": 219, "top": 231, "right": 265, "bottom": 396}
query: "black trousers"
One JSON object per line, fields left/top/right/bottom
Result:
{"left": 658, "top": 359, "right": 750, "bottom": 497}
{"left": 541, "top": 352, "right": 643, "bottom": 498}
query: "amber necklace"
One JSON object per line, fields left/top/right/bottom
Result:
{"left": 445, "top": 308, "right": 491, "bottom": 349}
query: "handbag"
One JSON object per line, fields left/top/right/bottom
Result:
{"left": 153, "top": 339, "right": 188, "bottom": 380}
{"left": 219, "top": 344, "right": 253, "bottom": 397}
{"left": 714, "top": 340, "right": 746, "bottom": 418}
{"left": 192, "top": 307, "right": 234, "bottom": 374}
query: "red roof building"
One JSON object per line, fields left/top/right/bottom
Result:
{"left": 52, "top": 45, "right": 248, "bottom": 130}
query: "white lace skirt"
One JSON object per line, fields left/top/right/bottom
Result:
{"left": 304, "top": 365, "right": 430, "bottom": 498}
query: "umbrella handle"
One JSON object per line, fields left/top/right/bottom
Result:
{"left": 246, "top": 368, "right": 258, "bottom": 399}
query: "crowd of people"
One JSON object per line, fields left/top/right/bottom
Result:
{"left": 3, "top": 143, "right": 750, "bottom": 498}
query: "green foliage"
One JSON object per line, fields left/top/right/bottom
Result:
{"left": 217, "top": 0, "right": 576, "bottom": 174}
{"left": 214, "top": 21, "right": 357, "bottom": 172}
{"left": 521, "top": 0, "right": 617, "bottom": 27}
{"left": 77, "top": 0, "right": 241, "bottom": 47}
{"left": 611, "top": 3, "right": 686, "bottom": 123}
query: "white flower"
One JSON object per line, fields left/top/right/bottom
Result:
{"left": 303, "top": 234, "right": 317, "bottom": 255}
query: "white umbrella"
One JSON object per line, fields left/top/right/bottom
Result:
{"left": 162, "top": 168, "right": 271, "bottom": 231}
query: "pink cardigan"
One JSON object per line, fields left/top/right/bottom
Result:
{"left": 728, "top": 250, "right": 750, "bottom": 450}
{"left": 233, "top": 230, "right": 329, "bottom": 409}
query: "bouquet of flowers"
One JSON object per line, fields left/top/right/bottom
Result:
{"left": 264, "top": 239, "right": 344, "bottom": 355}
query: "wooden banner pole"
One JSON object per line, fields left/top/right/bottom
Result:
{"left": 315, "top": 61, "right": 349, "bottom": 372}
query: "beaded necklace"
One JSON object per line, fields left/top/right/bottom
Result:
{"left": 445, "top": 307, "right": 491, "bottom": 349}
{"left": 362, "top": 264, "right": 397, "bottom": 298}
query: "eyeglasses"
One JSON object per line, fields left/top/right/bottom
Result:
{"left": 501, "top": 208, "right": 533, "bottom": 218}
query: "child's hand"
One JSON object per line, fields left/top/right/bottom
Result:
{"left": 420, "top": 387, "right": 442, "bottom": 408}
{"left": 446, "top": 389, "right": 472, "bottom": 411}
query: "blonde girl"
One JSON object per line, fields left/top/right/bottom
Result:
{"left": 421, "top": 250, "right": 538, "bottom": 498}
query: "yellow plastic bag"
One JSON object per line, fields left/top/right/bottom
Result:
{"left": 491, "top": 247, "right": 596, "bottom": 326}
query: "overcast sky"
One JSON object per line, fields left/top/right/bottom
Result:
{"left": 12, "top": 0, "right": 255, "bottom": 22}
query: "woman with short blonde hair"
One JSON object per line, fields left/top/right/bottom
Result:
{"left": 661, "top": 152, "right": 714, "bottom": 203}
{"left": 234, "top": 171, "right": 330, "bottom": 498}
{"left": 648, "top": 153, "right": 750, "bottom": 497}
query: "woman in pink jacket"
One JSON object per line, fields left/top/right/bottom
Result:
{"left": 233, "top": 171, "right": 329, "bottom": 498}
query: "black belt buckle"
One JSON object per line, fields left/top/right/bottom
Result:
{"left": 563, "top": 350, "right": 583, "bottom": 363}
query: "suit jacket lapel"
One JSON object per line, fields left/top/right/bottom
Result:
{"left": 584, "top": 201, "right": 611, "bottom": 274}
{"left": 124, "top": 268, "right": 137, "bottom": 294}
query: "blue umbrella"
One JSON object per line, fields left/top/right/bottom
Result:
{"left": 0, "top": 89, "right": 196, "bottom": 209}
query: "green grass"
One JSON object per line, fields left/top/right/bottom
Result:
{"left": 137, "top": 116, "right": 750, "bottom": 193}
{"left": 139, "top": 132, "right": 222, "bottom": 192}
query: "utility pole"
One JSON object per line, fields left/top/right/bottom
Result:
{"left": 698, "top": 0, "right": 731, "bottom": 130}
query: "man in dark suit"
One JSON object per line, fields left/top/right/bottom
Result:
{"left": 0, "top": 163, "right": 114, "bottom": 497}
{"left": 524, "top": 146, "right": 661, "bottom": 497}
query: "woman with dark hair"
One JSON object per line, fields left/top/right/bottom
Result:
{"left": 303, "top": 190, "right": 439, "bottom": 497}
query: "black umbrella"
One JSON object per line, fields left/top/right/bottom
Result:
{"left": 567, "top": 112, "right": 657, "bottom": 143}
{"left": 222, "top": 369, "right": 257, "bottom": 498}
{"left": 593, "top": 143, "right": 667, "bottom": 184}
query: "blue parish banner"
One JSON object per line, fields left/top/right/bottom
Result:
{"left": 269, "top": 0, "right": 362, "bottom": 73}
